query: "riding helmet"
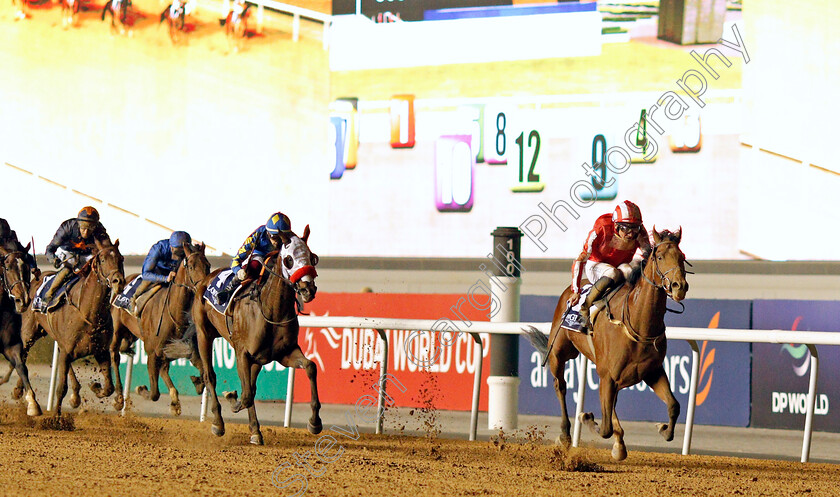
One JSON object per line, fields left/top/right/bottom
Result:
{"left": 169, "top": 231, "right": 191, "bottom": 248}
{"left": 612, "top": 200, "right": 642, "bottom": 225}
{"left": 265, "top": 212, "right": 291, "bottom": 235}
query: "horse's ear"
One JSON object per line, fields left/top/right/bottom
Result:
{"left": 279, "top": 231, "right": 291, "bottom": 246}
{"left": 23, "top": 242, "right": 30, "bottom": 252}
{"left": 652, "top": 225, "right": 661, "bottom": 244}
{"left": 183, "top": 243, "right": 193, "bottom": 256}
{"left": 675, "top": 226, "right": 682, "bottom": 242}
{"left": 199, "top": 242, "right": 206, "bottom": 254}
{"left": 114, "top": 239, "right": 119, "bottom": 247}
{"left": 302, "top": 225, "right": 310, "bottom": 244}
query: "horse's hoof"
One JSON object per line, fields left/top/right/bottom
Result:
{"left": 223, "top": 390, "right": 238, "bottom": 401}
{"left": 69, "top": 393, "right": 81, "bottom": 409}
{"left": 211, "top": 424, "right": 225, "bottom": 437}
{"left": 249, "top": 433, "right": 264, "bottom": 445}
{"left": 657, "top": 423, "right": 674, "bottom": 442}
{"left": 555, "top": 435, "right": 571, "bottom": 448}
{"left": 612, "top": 443, "right": 628, "bottom": 461}
{"left": 307, "top": 420, "right": 323, "bottom": 435}
{"left": 27, "top": 403, "right": 43, "bottom": 417}
{"left": 113, "top": 396, "right": 124, "bottom": 411}
{"left": 170, "top": 402, "right": 182, "bottom": 417}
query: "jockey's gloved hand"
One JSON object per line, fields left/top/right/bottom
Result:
{"left": 236, "top": 268, "right": 247, "bottom": 281}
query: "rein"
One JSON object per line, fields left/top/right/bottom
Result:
{"left": 163, "top": 253, "right": 207, "bottom": 333}
{"left": 612, "top": 240, "right": 685, "bottom": 348}
{"left": 255, "top": 253, "right": 297, "bottom": 326}
{"left": 63, "top": 246, "right": 122, "bottom": 330}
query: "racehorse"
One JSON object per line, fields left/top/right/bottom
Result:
{"left": 178, "top": 226, "right": 320, "bottom": 444}
{"left": 60, "top": 0, "right": 81, "bottom": 28}
{"left": 160, "top": 2, "right": 186, "bottom": 44}
{"left": 224, "top": 2, "right": 250, "bottom": 52}
{"left": 101, "top": 0, "right": 130, "bottom": 35}
{"left": 110, "top": 242, "right": 209, "bottom": 414}
{"left": 21, "top": 239, "right": 125, "bottom": 415}
{"left": 0, "top": 247, "right": 42, "bottom": 416}
{"left": 526, "top": 228, "right": 688, "bottom": 461}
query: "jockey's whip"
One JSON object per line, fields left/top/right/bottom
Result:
{"left": 541, "top": 302, "right": 571, "bottom": 368}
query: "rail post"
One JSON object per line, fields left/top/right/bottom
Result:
{"left": 375, "top": 329, "right": 389, "bottom": 435}
{"left": 47, "top": 341, "right": 60, "bottom": 412}
{"left": 682, "top": 340, "right": 701, "bottom": 455}
{"left": 802, "top": 344, "right": 819, "bottom": 463}
{"left": 284, "top": 366, "right": 296, "bottom": 427}
{"left": 486, "top": 227, "right": 522, "bottom": 431}
{"left": 120, "top": 344, "right": 136, "bottom": 417}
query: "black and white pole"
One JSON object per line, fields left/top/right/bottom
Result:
{"left": 487, "top": 227, "right": 522, "bottom": 431}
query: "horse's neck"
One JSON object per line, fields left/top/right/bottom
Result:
{"left": 170, "top": 269, "right": 194, "bottom": 314}
{"left": 262, "top": 274, "right": 295, "bottom": 322}
{"left": 79, "top": 271, "right": 109, "bottom": 320}
{"left": 629, "top": 264, "right": 667, "bottom": 334}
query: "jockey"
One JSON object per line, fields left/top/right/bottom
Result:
{"left": 129, "top": 231, "right": 191, "bottom": 317}
{"left": 222, "top": 212, "right": 291, "bottom": 294}
{"left": 0, "top": 218, "right": 40, "bottom": 278}
{"left": 44, "top": 207, "right": 111, "bottom": 303}
{"left": 568, "top": 200, "right": 651, "bottom": 332}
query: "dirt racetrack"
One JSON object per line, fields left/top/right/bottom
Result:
{"left": 0, "top": 404, "right": 837, "bottom": 497}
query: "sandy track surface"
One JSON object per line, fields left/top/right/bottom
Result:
{"left": 0, "top": 404, "right": 838, "bottom": 497}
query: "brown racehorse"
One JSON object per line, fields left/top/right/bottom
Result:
{"left": 110, "top": 242, "right": 210, "bottom": 414}
{"left": 526, "top": 228, "right": 688, "bottom": 461}
{"left": 0, "top": 247, "right": 42, "bottom": 416}
{"left": 22, "top": 239, "right": 125, "bottom": 415}
{"left": 177, "top": 226, "right": 320, "bottom": 445}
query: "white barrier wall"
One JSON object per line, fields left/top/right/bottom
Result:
{"left": 328, "top": 12, "right": 602, "bottom": 71}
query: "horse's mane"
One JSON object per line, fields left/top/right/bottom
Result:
{"left": 627, "top": 230, "right": 681, "bottom": 286}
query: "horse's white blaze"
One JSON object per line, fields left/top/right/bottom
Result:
{"left": 280, "top": 236, "right": 314, "bottom": 281}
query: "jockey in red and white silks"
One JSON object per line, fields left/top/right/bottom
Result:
{"left": 568, "top": 200, "right": 651, "bottom": 332}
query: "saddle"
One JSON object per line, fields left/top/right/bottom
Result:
{"left": 204, "top": 269, "right": 259, "bottom": 315}
{"left": 560, "top": 283, "right": 624, "bottom": 333}
{"left": 32, "top": 273, "right": 81, "bottom": 313}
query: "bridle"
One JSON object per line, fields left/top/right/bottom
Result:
{"left": 91, "top": 246, "right": 124, "bottom": 292}
{"left": 0, "top": 252, "right": 28, "bottom": 300}
{"left": 170, "top": 251, "right": 207, "bottom": 293}
{"left": 642, "top": 240, "right": 686, "bottom": 302}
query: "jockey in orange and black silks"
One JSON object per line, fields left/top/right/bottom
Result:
{"left": 43, "top": 206, "right": 112, "bottom": 302}
{"left": 568, "top": 200, "right": 651, "bottom": 332}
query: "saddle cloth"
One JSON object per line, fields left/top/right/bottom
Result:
{"left": 112, "top": 276, "right": 144, "bottom": 310}
{"left": 203, "top": 269, "right": 238, "bottom": 314}
{"left": 32, "top": 273, "right": 80, "bottom": 313}
{"left": 559, "top": 284, "right": 593, "bottom": 332}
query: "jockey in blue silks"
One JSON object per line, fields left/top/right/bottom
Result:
{"left": 130, "top": 231, "right": 191, "bottom": 316}
{"left": 222, "top": 212, "right": 290, "bottom": 294}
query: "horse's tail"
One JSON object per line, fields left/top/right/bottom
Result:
{"left": 160, "top": 5, "right": 170, "bottom": 24}
{"left": 163, "top": 321, "right": 197, "bottom": 359}
{"left": 523, "top": 325, "right": 549, "bottom": 356}
{"left": 101, "top": 0, "right": 110, "bottom": 21}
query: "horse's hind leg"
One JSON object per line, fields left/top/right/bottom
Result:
{"left": 547, "top": 332, "right": 577, "bottom": 447}
{"left": 644, "top": 366, "right": 680, "bottom": 442}
{"left": 228, "top": 350, "right": 254, "bottom": 414}
{"left": 281, "top": 347, "right": 321, "bottom": 435}
{"left": 89, "top": 349, "right": 115, "bottom": 398}
{"left": 159, "top": 360, "right": 181, "bottom": 416}
{"left": 0, "top": 364, "right": 15, "bottom": 387}
{"left": 196, "top": 322, "right": 224, "bottom": 436}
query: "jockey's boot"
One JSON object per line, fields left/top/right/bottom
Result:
{"left": 130, "top": 280, "right": 154, "bottom": 317}
{"left": 43, "top": 266, "right": 72, "bottom": 304}
{"left": 579, "top": 276, "right": 614, "bottom": 333}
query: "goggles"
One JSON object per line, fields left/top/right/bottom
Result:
{"left": 616, "top": 223, "right": 641, "bottom": 235}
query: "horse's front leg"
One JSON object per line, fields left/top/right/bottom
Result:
{"left": 227, "top": 349, "right": 254, "bottom": 414}
{"left": 68, "top": 366, "right": 82, "bottom": 408}
{"left": 246, "top": 362, "right": 263, "bottom": 445}
{"left": 281, "top": 347, "right": 322, "bottom": 435}
{"left": 610, "top": 410, "right": 627, "bottom": 461}
{"left": 644, "top": 366, "right": 680, "bottom": 442}
{"left": 196, "top": 320, "right": 224, "bottom": 436}
{"left": 580, "top": 376, "right": 618, "bottom": 439}
{"left": 159, "top": 361, "right": 181, "bottom": 416}
{"left": 90, "top": 349, "right": 115, "bottom": 398}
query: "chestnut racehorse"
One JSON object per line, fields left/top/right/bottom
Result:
{"left": 0, "top": 247, "right": 42, "bottom": 416}
{"left": 526, "top": 228, "right": 688, "bottom": 461}
{"left": 110, "top": 242, "right": 209, "bottom": 414}
{"left": 21, "top": 239, "right": 125, "bottom": 415}
{"left": 176, "top": 226, "right": 320, "bottom": 444}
